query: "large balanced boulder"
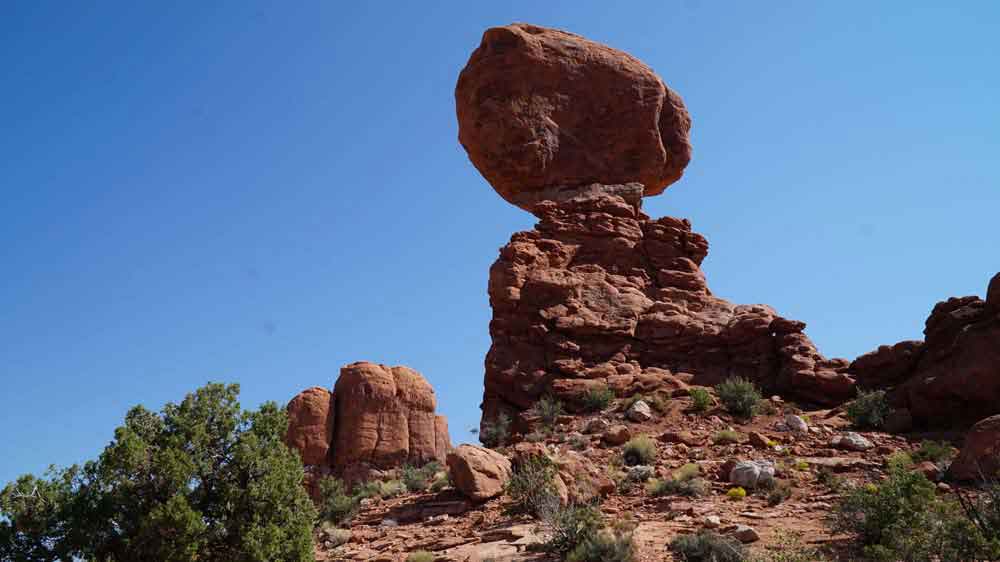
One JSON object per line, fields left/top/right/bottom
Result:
{"left": 334, "top": 361, "right": 450, "bottom": 472}
{"left": 284, "top": 387, "right": 335, "bottom": 466}
{"left": 479, "top": 184, "right": 856, "bottom": 437}
{"left": 949, "top": 414, "right": 1000, "bottom": 481}
{"left": 456, "top": 24, "right": 691, "bottom": 211}
{"left": 447, "top": 445, "right": 512, "bottom": 502}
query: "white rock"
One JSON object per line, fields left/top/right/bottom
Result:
{"left": 702, "top": 515, "right": 722, "bottom": 529}
{"left": 626, "top": 400, "right": 654, "bottom": 422}
{"left": 584, "top": 418, "right": 610, "bottom": 434}
{"left": 728, "top": 524, "right": 760, "bottom": 543}
{"left": 729, "top": 460, "right": 776, "bottom": 489}
{"left": 627, "top": 465, "right": 655, "bottom": 482}
{"left": 784, "top": 414, "right": 809, "bottom": 433}
{"left": 830, "top": 432, "right": 874, "bottom": 452}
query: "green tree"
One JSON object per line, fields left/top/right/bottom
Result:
{"left": 0, "top": 383, "right": 317, "bottom": 562}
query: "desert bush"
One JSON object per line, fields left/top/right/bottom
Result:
{"left": 833, "top": 465, "right": 1000, "bottom": 561}
{"left": 886, "top": 450, "right": 914, "bottom": 470}
{"left": 405, "top": 551, "right": 435, "bottom": 562}
{"left": 505, "top": 454, "right": 559, "bottom": 517}
{"left": 541, "top": 503, "right": 603, "bottom": 556}
{"left": 845, "top": 389, "right": 891, "bottom": 429}
{"left": 669, "top": 532, "right": 747, "bottom": 562}
{"left": 766, "top": 480, "right": 793, "bottom": 506}
{"left": 532, "top": 395, "right": 564, "bottom": 428}
{"left": 479, "top": 412, "right": 511, "bottom": 448}
{"left": 715, "top": 377, "right": 761, "bottom": 419}
{"left": 727, "top": 487, "right": 747, "bottom": 500}
{"left": 749, "top": 532, "right": 830, "bottom": 562}
{"left": 622, "top": 435, "right": 657, "bottom": 466}
{"left": 401, "top": 460, "right": 443, "bottom": 492}
{"left": 674, "top": 463, "right": 701, "bottom": 481}
{"left": 958, "top": 481, "right": 1000, "bottom": 546}
{"left": 568, "top": 434, "right": 589, "bottom": 450}
{"left": 647, "top": 477, "right": 708, "bottom": 498}
{"left": 377, "top": 479, "right": 406, "bottom": 498}
{"left": 912, "top": 439, "right": 956, "bottom": 464}
{"left": 566, "top": 528, "right": 636, "bottom": 562}
{"left": 712, "top": 429, "right": 742, "bottom": 445}
{"left": 582, "top": 386, "right": 614, "bottom": 413}
{"left": 0, "top": 383, "right": 316, "bottom": 562}
{"left": 816, "top": 468, "right": 845, "bottom": 493}
{"left": 319, "top": 476, "right": 358, "bottom": 525}
{"left": 688, "top": 387, "right": 714, "bottom": 413}
{"left": 429, "top": 472, "right": 450, "bottom": 492}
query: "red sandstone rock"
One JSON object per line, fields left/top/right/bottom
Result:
{"left": 284, "top": 387, "right": 335, "bottom": 466}
{"left": 447, "top": 445, "right": 512, "bottom": 502}
{"left": 480, "top": 185, "right": 855, "bottom": 437}
{"left": 334, "top": 362, "right": 450, "bottom": 472}
{"left": 949, "top": 414, "right": 1000, "bottom": 480}
{"left": 455, "top": 24, "right": 691, "bottom": 211}
{"left": 849, "top": 341, "right": 925, "bottom": 389}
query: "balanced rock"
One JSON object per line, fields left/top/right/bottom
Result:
{"left": 285, "top": 387, "right": 335, "bottom": 466}
{"left": 334, "top": 362, "right": 450, "bottom": 472}
{"left": 948, "top": 414, "right": 1000, "bottom": 480}
{"left": 456, "top": 24, "right": 691, "bottom": 211}
{"left": 479, "top": 185, "right": 855, "bottom": 437}
{"left": 447, "top": 445, "right": 512, "bottom": 502}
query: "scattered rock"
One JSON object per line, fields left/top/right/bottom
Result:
{"left": 627, "top": 465, "right": 655, "bottom": 482}
{"left": 702, "top": 515, "right": 722, "bottom": 529}
{"left": 626, "top": 400, "right": 654, "bottom": 422}
{"left": 584, "top": 418, "right": 611, "bottom": 434}
{"left": 447, "top": 444, "right": 512, "bottom": 502}
{"left": 830, "top": 432, "right": 874, "bottom": 452}
{"left": 949, "top": 414, "right": 1000, "bottom": 480}
{"left": 784, "top": 414, "right": 809, "bottom": 433}
{"left": 748, "top": 432, "right": 771, "bottom": 449}
{"left": 603, "top": 424, "right": 632, "bottom": 446}
{"left": 914, "top": 461, "right": 942, "bottom": 482}
{"left": 727, "top": 524, "right": 760, "bottom": 543}
{"left": 728, "top": 460, "right": 775, "bottom": 489}
{"left": 660, "top": 430, "right": 704, "bottom": 447}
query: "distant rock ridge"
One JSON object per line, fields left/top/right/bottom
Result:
{"left": 849, "top": 272, "right": 1000, "bottom": 428}
{"left": 480, "top": 184, "right": 855, "bottom": 437}
{"left": 284, "top": 361, "right": 451, "bottom": 491}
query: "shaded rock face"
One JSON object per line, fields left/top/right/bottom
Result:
{"left": 455, "top": 24, "right": 691, "bottom": 211}
{"left": 284, "top": 362, "right": 451, "bottom": 483}
{"left": 848, "top": 273, "right": 1000, "bottom": 428}
{"left": 949, "top": 414, "right": 1000, "bottom": 481}
{"left": 481, "top": 184, "right": 854, "bottom": 436}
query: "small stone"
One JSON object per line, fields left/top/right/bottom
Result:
{"left": 830, "top": 432, "right": 874, "bottom": 452}
{"left": 660, "top": 430, "right": 703, "bottom": 446}
{"left": 785, "top": 414, "right": 809, "bottom": 433}
{"left": 585, "top": 418, "right": 611, "bottom": 434}
{"left": 380, "top": 518, "right": 398, "bottom": 528}
{"left": 702, "top": 515, "right": 722, "bottom": 529}
{"left": 602, "top": 424, "right": 631, "bottom": 446}
{"left": 748, "top": 432, "right": 771, "bottom": 449}
{"left": 626, "top": 400, "right": 654, "bottom": 422}
{"left": 728, "top": 524, "right": 760, "bottom": 543}
{"left": 627, "top": 465, "right": 655, "bottom": 482}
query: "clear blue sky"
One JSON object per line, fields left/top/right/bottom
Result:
{"left": 2, "top": 2, "right": 997, "bottom": 486}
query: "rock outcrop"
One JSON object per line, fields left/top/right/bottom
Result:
{"left": 480, "top": 184, "right": 855, "bottom": 437}
{"left": 284, "top": 362, "right": 451, "bottom": 485}
{"left": 949, "top": 413, "right": 1000, "bottom": 480}
{"left": 455, "top": 24, "right": 691, "bottom": 211}
{"left": 849, "top": 273, "right": 1000, "bottom": 428}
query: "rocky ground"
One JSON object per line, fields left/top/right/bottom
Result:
{"left": 314, "top": 389, "right": 964, "bottom": 561}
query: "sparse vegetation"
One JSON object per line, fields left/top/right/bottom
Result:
{"left": 582, "top": 385, "right": 615, "bottom": 413}
{"left": 647, "top": 477, "right": 708, "bottom": 498}
{"left": 532, "top": 395, "right": 564, "bottom": 428}
{"left": 817, "top": 468, "right": 845, "bottom": 493}
{"left": 319, "top": 476, "right": 359, "bottom": 525}
{"left": 669, "top": 531, "right": 747, "bottom": 562}
{"left": 912, "top": 439, "right": 956, "bottom": 464}
{"left": 569, "top": 433, "right": 590, "bottom": 450}
{"left": 688, "top": 387, "right": 714, "bottom": 413}
{"left": 401, "top": 460, "right": 444, "bottom": 492}
{"left": 406, "top": 551, "right": 435, "bottom": 562}
{"left": 622, "top": 393, "right": 668, "bottom": 414}
{"left": 715, "top": 377, "right": 761, "bottom": 419}
{"left": 712, "top": 429, "right": 742, "bottom": 445}
{"left": 727, "top": 487, "right": 747, "bottom": 500}
{"left": 621, "top": 434, "right": 657, "bottom": 466}
{"left": 767, "top": 480, "right": 793, "bottom": 506}
{"left": 674, "top": 463, "right": 701, "bottom": 481}
{"left": 540, "top": 503, "right": 604, "bottom": 557}
{"left": 479, "top": 412, "right": 511, "bottom": 448}
{"left": 566, "top": 526, "right": 636, "bottom": 562}
{"left": 845, "top": 389, "right": 891, "bottom": 429}
{"left": 749, "top": 532, "right": 831, "bottom": 562}
{"left": 505, "top": 454, "right": 559, "bottom": 517}
{"left": 886, "top": 450, "right": 914, "bottom": 470}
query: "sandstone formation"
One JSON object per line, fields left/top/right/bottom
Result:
{"left": 446, "top": 445, "right": 512, "bottom": 502}
{"left": 849, "top": 273, "right": 1000, "bottom": 428}
{"left": 284, "top": 361, "right": 451, "bottom": 485}
{"left": 456, "top": 24, "right": 691, "bottom": 210}
{"left": 949, "top": 414, "right": 1000, "bottom": 480}
{"left": 480, "top": 183, "right": 854, "bottom": 438}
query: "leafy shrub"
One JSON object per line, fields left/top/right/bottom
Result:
{"left": 674, "top": 463, "right": 701, "bottom": 481}
{"left": 406, "top": 551, "right": 435, "bottom": 562}
{"left": 319, "top": 476, "right": 358, "bottom": 525}
{"left": 622, "top": 435, "right": 657, "bottom": 466}
{"left": 727, "top": 487, "right": 747, "bottom": 500}
{"left": 886, "top": 450, "right": 914, "bottom": 470}
{"left": 541, "top": 503, "right": 603, "bottom": 556}
{"left": 401, "top": 461, "right": 443, "bottom": 492}
{"left": 647, "top": 477, "right": 708, "bottom": 498}
{"left": 833, "top": 465, "right": 1000, "bottom": 561}
{"left": 816, "top": 468, "right": 845, "bottom": 493}
{"left": 582, "top": 386, "right": 614, "bottom": 413}
{"left": 712, "top": 430, "right": 742, "bottom": 445}
{"left": 912, "top": 440, "right": 956, "bottom": 463}
{"left": 377, "top": 479, "right": 406, "bottom": 498}
{"left": 845, "top": 389, "right": 891, "bottom": 429}
{"left": 429, "top": 472, "right": 450, "bottom": 492}
{"left": 792, "top": 460, "right": 810, "bottom": 471}
{"left": 749, "top": 532, "right": 830, "bottom": 562}
{"left": 715, "top": 377, "right": 761, "bottom": 419}
{"left": 505, "top": 454, "right": 559, "bottom": 517}
{"left": 479, "top": 412, "right": 511, "bottom": 448}
{"left": 0, "top": 383, "right": 316, "bottom": 562}
{"left": 669, "top": 532, "right": 747, "bottom": 562}
{"left": 767, "top": 480, "right": 793, "bottom": 506}
{"left": 532, "top": 395, "right": 564, "bottom": 428}
{"left": 566, "top": 528, "right": 636, "bottom": 562}
{"left": 958, "top": 481, "right": 1000, "bottom": 547}
{"left": 689, "top": 387, "right": 714, "bottom": 413}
